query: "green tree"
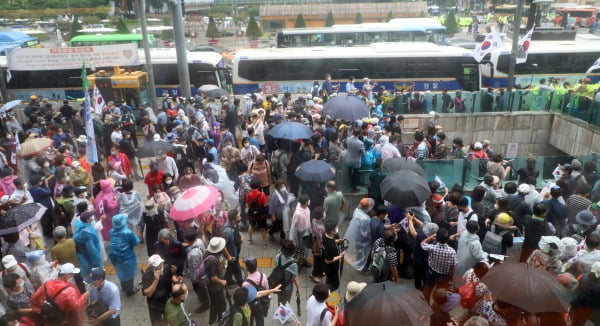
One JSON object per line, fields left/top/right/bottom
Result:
{"left": 115, "top": 17, "right": 130, "bottom": 33}
{"left": 325, "top": 11, "right": 335, "bottom": 27}
{"left": 355, "top": 13, "right": 363, "bottom": 24}
{"left": 386, "top": 11, "right": 393, "bottom": 22}
{"left": 246, "top": 15, "right": 262, "bottom": 40}
{"left": 69, "top": 17, "right": 83, "bottom": 40}
{"left": 294, "top": 13, "right": 306, "bottom": 28}
{"left": 444, "top": 11, "right": 459, "bottom": 34}
{"left": 206, "top": 16, "right": 220, "bottom": 40}
{"left": 161, "top": 16, "right": 173, "bottom": 40}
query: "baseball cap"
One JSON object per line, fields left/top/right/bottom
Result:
{"left": 84, "top": 268, "right": 106, "bottom": 283}
{"left": 59, "top": 263, "right": 80, "bottom": 275}
{"left": 2, "top": 255, "right": 17, "bottom": 269}
{"left": 148, "top": 254, "right": 165, "bottom": 268}
{"left": 517, "top": 183, "right": 531, "bottom": 195}
{"left": 473, "top": 142, "right": 483, "bottom": 150}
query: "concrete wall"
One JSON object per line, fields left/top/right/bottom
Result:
{"left": 399, "top": 112, "right": 566, "bottom": 157}
{"left": 550, "top": 114, "right": 600, "bottom": 156}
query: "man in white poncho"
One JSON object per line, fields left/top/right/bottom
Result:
{"left": 344, "top": 198, "right": 374, "bottom": 271}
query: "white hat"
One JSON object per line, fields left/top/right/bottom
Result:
{"left": 153, "top": 134, "right": 161, "bottom": 142}
{"left": 58, "top": 263, "right": 80, "bottom": 274}
{"left": 76, "top": 135, "right": 87, "bottom": 143}
{"left": 71, "top": 161, "right": 81, "bottom": 169}
{"left": 473, "top": 142, "right": 483, "bottom": 150}
{"left": 244, "top": 93, "right": 252, "bottom": 99}
{"left": 148, "top": 254, "right": 165, "bottom": 268}
{"left": 345, "top": 281, "right": 367, "bottom": 301}
{"left": 207, "top": 237, "right": 226, "bottom": 254}
{"left": 517, "top": 183, "right": 531, "bottom": 194}
{"left": 2, "top": 255, "right": 17, "bottom": 269}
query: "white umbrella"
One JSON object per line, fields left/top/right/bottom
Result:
{"left": 0, "top": 100, "right": 23, "bottom": 113}
{"left": 198, "top": 84, "right": 219, "bottom": 92}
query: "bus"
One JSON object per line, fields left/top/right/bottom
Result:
{"left": 554, "top": 7, "right": 598, "bottom": 27}
{"left": 1, "top": 48, "right": 230, "bottom": 101}
{"left": 492, "top": 5, "right": 530, "bottom": 21}
{"left": 70, "top": 34, "right": 155, "bottom": 48}
{"left": 481, "top": 36, "right": 600, "bottom": 88}
{"left": 0, "top": 31, "right": 40, "bottom": 48}
{"left": 276, "top": 19, "right": 446, "bottom": 48}
{"left": 232, "top": 42, "right": 480, "bottom": 95}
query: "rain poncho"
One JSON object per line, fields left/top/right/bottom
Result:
{"left": 118, "top": 191, "right": 143, "bottom": 229}
{"left": 26, "top": 250, "right": 58, "bottom": 289}
{"left": 108, "top": 213, "right": 140, "bottom": 283}
{"left": 203, "top": 163, "right": 238, "bottom": 208}
{"left": 344, "top": 199, "right": 374, "bottom": 271}
{"left": 94, "top": 179, "right": 119, "bottom": 240}
{"left": 73, "top": 219, "right": 104, "bottom": 278}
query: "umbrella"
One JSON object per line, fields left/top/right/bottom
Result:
{"left": 198, "top": 84, "right": 219, "bottom": 92}
{"left": 136, "top": 140, "right": 174, "bottom": 158}
{"left": 345, "top": 281, "right": 432, "bottom": 326}
{"left": 380, "top": 170, "right": 430, "bottom": 208}
{"left": 295, "top": 160, "right": 335, "bottom": 182}
{"left": 481, "top": 263, "right": 573, "bottom": 313}
{"left": 0, "top": 100, "right": 22, "bottom": 113}
{"left": 205, "top": 88, "right": 228, "bottom": 98}
{"left": 17, "top": 137, "right": 53, "bottom": 158}
{"left": 323, "top": 94, "right": 369, "bottom": 121}
{"left": 269, "top": 121, "right": 313, "bottom": 140}
{"left": 0, "top": 203, "right": 47, "bottom": 236}
{"left": 169, "top": 185, "right": 218, "bottom": 221}
{"left": 381, "top": 157, "right": 427, "bottom": 177}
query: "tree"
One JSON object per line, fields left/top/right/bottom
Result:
{"left": 205, "top": 16, "right": 220, "bottom": 40}
{"left": 161, "top": 16, "right": 173, "bottom": 40}
{"left": 69, "top": 17, "right": 83, "bottom": 40}
{"left": 355, "top": 13, "right": 363, "bottom": 24}
{"left": 115, "top": 17, "right": 130, "bottom": 34}
{"left": 246, "top": 15, "right": 262, "bottom": 40}
{"left": 386, "top": 11, "right": 393, "bottom": 22}
{"left": 294, "top": 13, "right": 306, "bottom": 28}
{"left": 444, "top": 11, "right": 459, "bottom": 34}
{"left": 325, "top": 11, "right": 335, "bottom": 27}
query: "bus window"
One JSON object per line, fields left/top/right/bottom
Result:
{"left": 390, "top": 31, "right": 411, "bottom": 42}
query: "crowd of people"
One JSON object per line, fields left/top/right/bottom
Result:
{"left": 0, "top": 85, "right": 599, "bottom": 326}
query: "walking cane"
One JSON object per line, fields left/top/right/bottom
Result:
{"left": 224, "top": 284, "right": 232, "bottom": 307}
{"left": 296, "top": 292, "right": 301, "bottom": 317}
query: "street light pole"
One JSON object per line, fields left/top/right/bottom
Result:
{"left": 138, "top": 0, "right": 158, "bottom": 112}
{"left": 506, "top": 0, "right": 524, "bottom": 109}
{"left": 170, "top": 0, "right": 192, "bottom": 99}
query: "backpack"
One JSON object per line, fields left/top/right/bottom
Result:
{"left": 370, "top": 242, "right": 390, "bottom": 282}
{"left": 415, "top": 141, "right": 428, "bottom": 161}
{"left": 245, "top": 274, "right": 270, "bottom": 317}
{"left": 271, "top": 150, "right": 283, "bottom": 178}
{"left": 194, "top": 253, "right": 217, "bottom": 287}
{"left": 40, "top": 284, "right": 69, "bottom": 323}
{"left": 247, "top": 196, "right": 266, "bottom": 222}
{"left": 218, "top": 305, "right": 248, "bottom": 326}
{"left": 268, "top": 256, "right": 296, "bottom": 288}
{"left": 482, "top": 226, "right": 509, "bottom": 255}
{"left": 458, "top": 281, "right": 480, "bottom": 309}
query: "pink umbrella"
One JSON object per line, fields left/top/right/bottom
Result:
{"left": 170, "top": 185, "right": 218, "bottom": 221}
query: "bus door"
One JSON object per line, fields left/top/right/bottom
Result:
{"left": 460, "top": 64, "right": 480, "bottom": 91}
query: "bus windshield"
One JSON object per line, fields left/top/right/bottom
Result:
{"left": 70, "top": 34, "right": 154, "bottom": 48}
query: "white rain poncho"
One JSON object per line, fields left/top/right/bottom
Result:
{"left": 344, "top": 199, "right": 374, "bottom": 271}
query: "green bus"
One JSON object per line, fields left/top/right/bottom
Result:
{"left": 70, "top": 33, "right": 154, "bottom": 48}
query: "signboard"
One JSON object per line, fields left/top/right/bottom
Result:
{"left": 7, "top": 44, "right": 139, "bottom": 71}
{"left": 505, "top": 142, "right": 519, "bottom": 158}
{"left": 403, "top": 118, "right": 420, "bottom": 130}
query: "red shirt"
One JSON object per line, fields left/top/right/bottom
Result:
{"left": 144, "top": 170, "right": 165, "bottom": 195}
{"left": 245, "top": 189, "right": 267, "bottom": 206}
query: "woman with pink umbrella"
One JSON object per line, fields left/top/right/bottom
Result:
{"left": 94, "top": 179, "right": 119, "bottom": 240}
{"left": 170, "top": 185, "right": 219, "bottom": 223}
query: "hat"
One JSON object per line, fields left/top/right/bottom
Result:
{"left": 571, "top": 159, "right": 583, "bottom": 171}
{"left": 429, "top": 111, "right": 440, "bottom": 116}
{"left": 153, "top": 134, "right": 161, "bottom": 142}
{"left": 80, "top": 211, "right": 95, "bottom": 223}
{"left": 58, "top": 263, "right": 80, "bottom": 274}
{"left": 360, "top": 198, "right": 371, "bottom": 207}
{"left": 71, "top": 161, "right": 81, "bottom": 169}
{"left": 244, "top": 284, "right": 258, "bottom": 303}
{"left": 207, "top": 237, "right": 226, "bottom": 253}
{"left": 206, "top": 139, "right": 214, "bottom": 145}
{"left": 556, "top": 273, "right": 578, "bottom": 291}
{"left": 491, "top": 175, "right": 500, "bottom": 185}
{"left": 169, "top": 186, "right": 181, "bottom": 196}
{"left": 440, "top": 292, "right": 461, "bottom": 313}
{"left": 345, "top": 281, "right": 367, "bottom": 301}
{"left": 244, "top": 93, "right": 252, "bottom": 99}
{"left": 26, "top": 250, "right": 46, "bottom": 263}
{"left": 517, "top": 183, "right": 531, "bottom": 195}
{"left": 30, "top": 95, "right": 37, "bottom": 100}
{"left": 372, "top": 126, "right": 382, "bottom": 134}
{"left": 432, "top": 194, "right": 444, "bottom": 204}
{"left": 76, "top": 135, "right": 87, "bottom": 143}
{"left": 144, "top": 200, "right": 156, "bottom": 212}
{"left": 2, "top": 255, "right": 17, "bottom": 269}
{"left": 314, "top": 97, "right": 323, "bottom": 104}
{"left": 561, "top": 164, "right": 573, "bottom": 173}
{"left": 473, "top": 142, "right": 483, "bottom": 150}
{"left": 494, "top": 213, "right": 514, "bottom": 229}
{"left": 576, "top": 210, "right": 597, "bottom": 226}
{"left": 539, "top": 236, "right": 562, "bottom": 254}
{"left": 148, "top": 254, "right": 165, "bottom": 268}
{"left": 84, "top": 268, "right": 106, "bottom": 283}
{"left": 27, "top": 128, "right": 41, "bottom": 135}
{"left": 363, "top": 77, "right": 369, "bottom": 81}
{"left": 422, "top": 222, "right": 439, "bottom": 237}
{"left": 560, "top": 237, "right": 579, "bottom": 257}
{"left": 165, "top": 133, "right": 177, "bottom": 143}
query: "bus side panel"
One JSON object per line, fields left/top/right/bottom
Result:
{"left": 233, "top": 83, "right": 260, "bottom": 95}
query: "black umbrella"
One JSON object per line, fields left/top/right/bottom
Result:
{"left": 0, "top": 203, "right": 47, "bottom": 236}
{"left": 380, "top": 170, "right": 430, "bottom": 208}
{"left": 381, "top": 157, "right": 426, "bottom": 177}
{"left": 136, "top": 140, "right": 174, "bottom": 158}
{"left": 323, "top": 94, "right": 369, "bottom": 121}
{"left": 345, "top": 281, "right": 432, "bottom": 326}
{"left": 295, "top": 160, "right": 336, "bottom": 182}
{"left": 269, "top": 121, "right": 313, "bottom": 140}
{"left": 206, "top": 88, "right": 228, "bottom": 98}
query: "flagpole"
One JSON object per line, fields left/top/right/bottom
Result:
{"left": 507, "top": 0, "right": 525, "bottom": 111}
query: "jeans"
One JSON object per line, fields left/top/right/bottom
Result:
{"left": 208, "top": 286, "right": 227, "bottom": 324}
{"left": 121, "top": 279, "right": 135, "bottom": 296}
{"left": 349, "top": 166, "right": 360, "bottom": 189}
{"left": 311, "top": 255, "right": 325, "bottom": 278}
{"left": 225, "top": 259, "right": 243, "bottom": 286}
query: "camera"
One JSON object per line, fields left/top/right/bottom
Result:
{"left": 338, "top": 239, "right": 349, "bottom": 251}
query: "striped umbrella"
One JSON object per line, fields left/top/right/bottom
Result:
{"left": 169, "top": 185, "right": 218, "bottom": 221}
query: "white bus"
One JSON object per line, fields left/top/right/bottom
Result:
{"left": 2, "top": 48, "right": 230, "bottom": 100}
{"left": 482, "top": 35, "right": 600, "bottom": 88}
{"left": 232, "top": 42, "right": 480, "bottom": 95}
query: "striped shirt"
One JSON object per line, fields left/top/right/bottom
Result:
{"left": 374, "top": 238, "right": 398, "bottom": 267}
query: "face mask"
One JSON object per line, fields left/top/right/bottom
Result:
{"left": 244, "top": 143, "right": 249, "bottom": 148}
{"left": 65, "top": 176, "right": 70, "bottom": 182}
{"left": 81, "top": 192, "right": 88, "bottom": 198}
{"left": 279, "top": 186, "right": 287, "bottom": 193}
{"left": 165, "top": 179, "right": 172, "bottom": 184}
{"left": 111, "top": 151, "right": 117, "bottom": 156}
{"left": 6, "top": 135, "right": 12, "bottom": 139}
{"left": 335, "top": 227, "right": 339, "bottom": 234}
{"left": 494, "top": 203, "right": 499, "bottom": 210}
{"left": 43, "top": 162, "right": 50, "bottom": 168}
{"left": 161, "top": 154, "right": 167, "bottom": 159}
{"left": 185, "top": 175, "right": 192, "bottom": 179}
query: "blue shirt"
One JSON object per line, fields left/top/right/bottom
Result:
{"left": 157, "top": 111, "right": 168, "bottom": 125}
{"left": 208, "top": 147, "right": 219, "bottom": 164}
{"left": 88, "top": 280, "right": 121, "bottom": 318}
{"left": 249, "top": 137, "right": 260, "bottom": 148}
{"left": 369, "top": 218, "right": 385, "bottom": 245}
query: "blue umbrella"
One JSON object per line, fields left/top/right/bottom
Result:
{"left": 323, "top": 94, "right": 369, "bottom": 121}
{"left": 0, "top": 100, "right": 22, "bottom": 113}
{"left": 295, "top": 160, "right": 336, "bottom": 182}
{"left": 269, "top": 121, "right": 313, "bottom": 140}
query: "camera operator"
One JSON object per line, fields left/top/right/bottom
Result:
{"left": 323, "top": 221, "right": 345, "bottom": 292}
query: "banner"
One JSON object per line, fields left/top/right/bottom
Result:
{"left": 587, "top": 57, "right": 600, "bottom": 74}
{"left": 7, "top": 44, "right": 139, "bottom": 71}
{"left": 516, "top": 29, "right": 534, "bottom": 64}
{"left": 93, "top": 85, "right": 105, "bottom": 116}
{"left": 472, "top": 31, "right": 503, "bottom": 63}
{"left": 82, "top": 64, "right": 99, "bottom": 164}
